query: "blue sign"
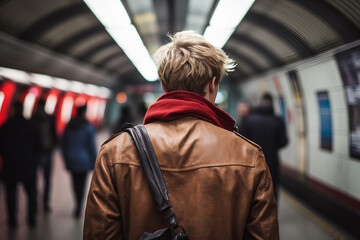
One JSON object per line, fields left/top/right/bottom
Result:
{"left": 317, "top": 91, "right": 332, "bottom": 150}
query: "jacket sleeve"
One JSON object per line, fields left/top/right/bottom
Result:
{"left": 83, "top": 145, "right": 122, "bottom": 240}
{"left": 244, "top": 150, "right": 279, "bottom": 240}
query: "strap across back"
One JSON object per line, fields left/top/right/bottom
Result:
{"left": 125, "top": 124, "right": 179, "bottom": 229}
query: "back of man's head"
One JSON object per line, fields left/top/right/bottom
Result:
{"left": 77, "top": 105, "right": 87, "bottom": 118}
{"left": 153, "top": 31, "right": 235, "bottom": 96}
{"left": 237, "top": 100, "right": 251, "bottom": 118}
{"left": 261, "top": 92, "right": 273, "bottom": 106}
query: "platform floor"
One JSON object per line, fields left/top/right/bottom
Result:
{"left": 0, "top": 131, "right": 356, "bottom": 240}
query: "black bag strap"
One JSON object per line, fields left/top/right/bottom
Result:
{"left": 125, "top": 124, "right": 179, "bottom": 230}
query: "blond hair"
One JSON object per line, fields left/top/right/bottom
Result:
{"left": 153, "top": 31, "right": 235, "bottom": 96}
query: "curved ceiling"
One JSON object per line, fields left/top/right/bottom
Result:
{"left": 226, "top": 0, "right": 360, "bottom": 78}
{"left": 0, "top": 0, "right": 359, "bottom": 86}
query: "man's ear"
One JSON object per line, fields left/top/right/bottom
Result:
{"left": 160, "top": 81, "right": 166, "bottom": 92}
{"left": 209, "top": 76, "right": 217, "bottom": 93}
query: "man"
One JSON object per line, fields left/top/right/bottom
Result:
{"left": 236, "top": 100, "right": 251, "bottom": 128}
{"left": 0, "top": 101, "right": 40, "bottom": 227}
{"left": 84, "top": 31, "right": 278, "bottom": 239}
{"left": 62, "top": 105, "right": 97, "bottom": 218}
{"left": 239, "top": 93, "right": 288, "bottom": 199}
{"left": 32, "top": 98, "right": 57, "bottom": 212}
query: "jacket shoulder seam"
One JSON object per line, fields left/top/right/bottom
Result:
{"left": 111, "top": 161, "right": 255, "bottom": 171}
{"left": 101, "top": 132, "right": 123, "bottom": 147}
{"left": 233, "top": 130, "right": 262, "bottom": 150}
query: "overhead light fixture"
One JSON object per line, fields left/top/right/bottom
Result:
{"left": 84, "top": 84, "right": 99, "bottom": 96}
{"left": 70, "top": 81, "right": 85, "bottom": 94}
{"left": 82, "top": 0, "right": 130, "bottom": 27}
{"left": 203, "top": 0, "right": 255, "bottom": 48}
{"left": 98, "top": 86, "right": 112, "bottom": 99}
{"left": 30, "top": 73, "right": 54, "bottom": 88}
{"left": 0, "top": 67, "right": 112, "bottom": 99}
{"left": 54, "top": 78, "right": 70, "bottom": 91}
{"left": 116, "top": 92, "right": 127, "bottom": 104}
{"left": 107, "top": 26, "right": 158, "bottom": 81}
{"left": 0, "top": 67, "right": 30, "bottom": 84}
{"left": 84, "top": 0, "right": 158, "bottom": 82}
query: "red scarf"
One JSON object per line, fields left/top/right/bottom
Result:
{"left": 144, "top": 91, "right": 235, "bottom": 131}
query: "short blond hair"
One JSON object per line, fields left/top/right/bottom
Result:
{"left": 153, "top": 31, "right": 235, "bottom": 96}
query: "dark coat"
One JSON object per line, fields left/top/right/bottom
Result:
{"left": 32, "top": 107, "right": 57, "bottom": 153}
{"left": 0, "top": 114, "right": 40, "bottom": 182}
{"left": 61, "top": 117, "right": 97, "bottom": 173}
{"left": 238, "top": 104, "right": 288, "bottom": 182}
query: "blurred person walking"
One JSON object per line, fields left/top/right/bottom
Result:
{"left": 0, "top": 101, "right": 40, "bottom": 227}
{"left": 32, "top": 98, "right": 57, "bottom": 212}
{"left": 61, "top": 105, "right": 97, "bottom": 218}
{"left": 84, "top": 31, "right": 279, "bottom": 239}
{"left": 236, "top": 100, "right": 251, "bottom": 128}
{"left": 112, "top": 105, "right": 134, "bottom": 134}
{"left": 239, "top": 93, "right": 288, "bottom": 199}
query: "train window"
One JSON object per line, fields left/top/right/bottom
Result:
{"left": 75, "top": 95, "right": 88, "bottom": 106}
{"left": 23, "top": 86, "right": 41, "bottom": 119}
{"left": 87, "top": 98, "right": 99, "bottom": 122}
{"left": 61, "top": 95, "right": 74, "bottom": 123}
{"left": 97, "top": 100, "right": 106, "bottom": 122}
{"left": 0, "top": 91, "right": 4, "bottom": 113}
{"left": 45, "top": 93, "right": 58, "bottom": 115}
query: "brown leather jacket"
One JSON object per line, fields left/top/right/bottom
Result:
{"left": 84, "top": 117, "right": 279, "bottom": 239}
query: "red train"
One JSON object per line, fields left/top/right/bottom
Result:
{"left": 0, "top": 67, "right": 110, "bottom": 136}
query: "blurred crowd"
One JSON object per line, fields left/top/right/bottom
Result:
{"left": 0, "top": 98, "right": 147, "bottom": 228}
{"left": 0, "top": 101, "right": 97, "bottom": 228}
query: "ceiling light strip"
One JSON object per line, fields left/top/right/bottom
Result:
{"left": 203, "top": 0, "right": 255, "bottom": 48}
{"left": 84, "top": 0, "right": 158, "bottom": 82}
{"left": 0, "top": 67, "right": 111, "bottom": 99}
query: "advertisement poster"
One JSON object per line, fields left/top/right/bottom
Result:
{"left": 336, "top": 47, "right": 360, "bottom": 159}
{"left": 317, "top": 91, "right": 332, "bottom": 151}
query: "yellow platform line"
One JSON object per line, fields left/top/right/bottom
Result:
{"left": 281, "top": 189, "right": 347, "bottom": 240}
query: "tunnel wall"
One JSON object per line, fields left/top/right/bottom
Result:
{"left": 237, "top": 44, "right": 360, "bottom": 201}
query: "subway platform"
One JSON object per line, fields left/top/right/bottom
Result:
{"left": 0, "top": 131, "right": 356, "bottom": 240}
